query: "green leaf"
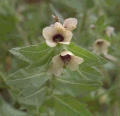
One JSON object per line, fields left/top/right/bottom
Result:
{"left": 95, "top": 15, "right": 108, "bottom": 32}
{"left": 95, "top": 16, "right": 105, "bottom": 26}
{"left": 7, "top": 66, "right": 48, "bottom": 106}
{"left": 54, "top": 96, "right": 92, "bottom": 116}
{"left": 68, "top": 43, "right": 106, "bottom": 66}
{"left": 54, "top": 66, "right": 102, "bottom": 96}
{"left": 79, "top": 65, "right": 103, "bottom": 81}
{"left": 10, "top": 43, "right": 54, "bottom": 65}
{"left": 8, "top": 42, "right": 104, "bottom": 104}
{"left": 0, "top": 96, "right": 28, "bottom": 116}
{"left": 18, "top": 87, "right": 47, "bottom": 106}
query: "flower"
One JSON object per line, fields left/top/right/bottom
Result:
{"left": 106, "top": 26, "right": 114, "bottom": 37}
{"left": 63, "top": 18, "right": 78, "bottom": 31}
{"left": 93, "top": 39, "right": 117, "bottom": 62}
{"left": 89, "top": 24, "right": 95, "bottom": 29}
{"left": 93, "top": 39, "right": 110, "bottom": 55}
{"left": 50, "top": 51, "right": 84, "bottom": 76}
{"left": 42, "top": 18, "right": 77, "bottom": 47}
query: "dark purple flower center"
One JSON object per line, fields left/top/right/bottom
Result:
{"left": 53, "top": 34, "right": 64, "bottom": 42}
{"left": 96, "top": 41, "right": 104, "bottom": 46}
{"left": 60, "top": 54, "right": 71, "bottom": 64}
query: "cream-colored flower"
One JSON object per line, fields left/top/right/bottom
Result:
{"left": 93, "top": 39, "right": 110, "bottom": 55}
{"left": 93, "top": 39, "right": 117, "bottom": 62}
{"left": 106, "top": 26, "right": 114, "bottom": 37}
{"left": 63, "top": 18, "right": 77, "bottom": 31}
{"left": 89, "top": 24, "right": 95, "bottom": 29}
{"left": 42, "top": 18, "right": 77, "bottom": 47}
{"left": 50, "top": 51, "right": 84, "bottom": 76}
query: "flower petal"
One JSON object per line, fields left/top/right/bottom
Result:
{"left": 63, "top": 18, "right": 78, "bottom": 31}
{"left": 43, "top": 26, "right": 57, "bottom": 47}
{"left": 61, "top": 30, "right": 73, "bottom": 43}
{"left": 46, "top": 40, "right": 56, "bottom": 47}
{"left": 54, "top": 22, "right": 73, "bottom": 44}
{"left": 68, "top": 56, "right": 84, "bottom": 71}
{"left": 50, "top": 55, "right": 64, "bottom": 76}
{"left": 106, "top": 26, "right": 114, "bottom": 37}
{"left": 42, "top": 26, "right": 57, "bottom": 40}
{"left": 60, "top": 51, "right": 73, "bottom": 56}
{"left": 43, "top": 20, "right": 73, "bottom": 47}
{"left": 54, "top": 24, "right": 73, "bottom": 44}
{"left": 59, "top": 41, "right": 70, "bottom": 45}
{"left": 93, "top": 39, "right": 110, "bottom": 55}
{"left": 54, "top": 22, "right": 65, "bottom": 32}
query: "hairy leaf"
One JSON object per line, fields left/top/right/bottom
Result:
{"left": 54, "top": 96, "right": 92, "bottom": 116}
{"left": 0, "top": 96, "right": 28, "bottom": 116}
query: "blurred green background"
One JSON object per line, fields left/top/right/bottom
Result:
{"left": 0, "top": 0, "right": 120, "bottom": 116}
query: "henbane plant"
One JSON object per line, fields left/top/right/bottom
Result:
{"left": 6, "top": 16, "right": 106, "bottom": 116}
{"left": 43, "top": 17, "right": 83, "bottom": 76}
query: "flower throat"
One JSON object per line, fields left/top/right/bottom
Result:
{"left": 60, "top": 54, "right": 71, "bottom": 64}
{"left": 53, "top": 34, "right": 64, "bottom": 42}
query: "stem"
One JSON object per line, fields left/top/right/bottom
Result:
{"left": 46, "top": 75, "right": 56, "bottom": 116}
{"left": 46, "top": 75, "right": 55, "bottom": 96}
{"left": 80, "top": 9, "right": 87, "bottom": 32}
